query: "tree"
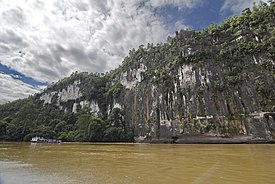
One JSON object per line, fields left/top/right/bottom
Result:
{"left": 108, "top": 108, "right": 124, "bottom": 128}
{"left": 103, "top": 127, "right": 125, "bottom": 142}
{"left": 87, "top": 118, "right": 105, "bottom": 142}
{"left": 0, "top": 120, "right": 7, "bottom": 139}
{"left": 76, "top": 111, "right": 92, "bottom": 141}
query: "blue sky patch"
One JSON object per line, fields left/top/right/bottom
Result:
{"left": 160, "top": 0, "right": 233, "bottom": 31}
{"left": 0, "top": 63, "right": 48, "bottom": 87}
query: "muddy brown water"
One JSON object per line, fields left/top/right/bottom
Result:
{"left": 0, "top": 142, "right": 275, "bottom": 184}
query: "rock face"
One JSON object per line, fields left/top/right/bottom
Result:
{"left": 40, "top": 81, "right": 82, "bottom": 104}
{"left": 38, "top": 3, "right": 275, "bottom": 141}
{"left": 112, "top": 58, "right": 274, "bottom": 140}
{"left": 40, "top": 44, "right": 274, "bottom": 142}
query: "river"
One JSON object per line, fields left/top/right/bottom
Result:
{"left": 0, "top": 142, "right": 275, "bottom": 184}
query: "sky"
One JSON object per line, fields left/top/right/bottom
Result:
{"left": 0, "top": 0, "right": 267, "bottom": 104}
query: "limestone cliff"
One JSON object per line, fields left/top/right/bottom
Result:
{"left": 38, "top": 3, "right": 275, "bottom": 141}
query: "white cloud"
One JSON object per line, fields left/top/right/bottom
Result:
{"left": 174, "top": 21, "right": 189, "bottom": 31}
{"left": 220, "top": 0, "right": 268, "bottom": 15}
{"left": 0, "top": 0, "right": 200, "bottom": 83}
{"left": 0, "top": 73, "right": 45, "bottom": 104}
{"left": 0, "top": 0, "right": 201, "bottom": 103}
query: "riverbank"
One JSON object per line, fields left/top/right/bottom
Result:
{"left": 150, "top": 135, "right": 275, "bottom": 144}
{"left": 2, "top": 135, "right": 275, "bottom": 144}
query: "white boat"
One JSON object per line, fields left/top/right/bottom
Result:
{"left": 31, "top": 136, "right": 61, "bottom": 143}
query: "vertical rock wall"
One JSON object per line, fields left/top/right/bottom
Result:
{"left": 114, "top": 57, "right": 275, "bottom": 140}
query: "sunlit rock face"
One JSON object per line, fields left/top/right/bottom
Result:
{"left": 39, "top": 14, "right": 275, "bottom": 141}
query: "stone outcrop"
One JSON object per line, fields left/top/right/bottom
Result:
{"left": 38, "top": 3, "right": 275, "bottom": 142}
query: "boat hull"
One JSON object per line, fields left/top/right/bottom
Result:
{"left": 31, "top": 137, "right": 61, "bottom": 143}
